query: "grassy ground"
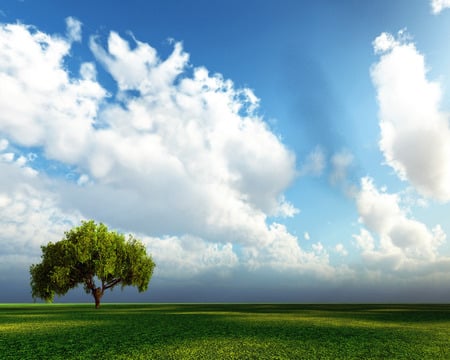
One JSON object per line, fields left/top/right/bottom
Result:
{"left": 1, "top": 303, "right": 450, "bottom": 359}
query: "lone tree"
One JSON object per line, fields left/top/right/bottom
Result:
{"left": 30, "top": 220, "right": 155, "bottom": 308}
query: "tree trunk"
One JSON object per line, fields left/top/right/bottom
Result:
{"left": 93, "top": 287, "right": 103, "bottom": 309}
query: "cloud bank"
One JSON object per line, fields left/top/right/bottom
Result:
{"left": 352, "top": 29, "right": 450, "bottom": 283}
{"left": 2, "top": 17, "right": 450, "bottom": 301}
{"left": 0, "top": 18, "right": 341, "bottom": 289}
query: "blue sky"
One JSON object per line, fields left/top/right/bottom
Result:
{"left": 2, "top": 0, "right": 450, "bottom": 303}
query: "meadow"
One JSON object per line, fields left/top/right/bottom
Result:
{"left": 1, "top": 303, "right": 450, "bottom": 359}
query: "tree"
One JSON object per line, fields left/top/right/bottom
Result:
{"left": 30, "top": 220, "right": 155, "bottom": 308}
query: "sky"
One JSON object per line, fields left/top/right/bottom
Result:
{"left": 1, "top": 0, "right": 450, "bottom": 303}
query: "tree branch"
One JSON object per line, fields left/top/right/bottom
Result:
{"left": 103, "top": 278, "right": 122, "bottom": 290}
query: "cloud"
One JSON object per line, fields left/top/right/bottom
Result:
{"left": 371, "top": 31, "right": 450, "bottom": 202}
{"left": 65, "top": 17, "right": 82, "bottom": 42}
{"left": 0, "top": 21, "right": 106, "bottom": 162}
{"left": 143, "top": 235, "right": 238, "bottom": 280}
{"left": 329, "top": 149, "right": 354, "bottom": 186}
{"left": 299, "top": 145, "right": 326, "bottom": 177}
{"left": 0, "top": 19, "right": 341, "bottom": 285}
{"left": 335, "top": 243, "right": 348, "bottom": 256}
{"left": 431, "top": 0, "right": 450, "bottom": 14}
{"left": 312, "top": 242, "right": 324, "bottom": 253}
{"left": 0, "top": 138, "right": 7, "bottom": 151}
{"left": 72, "top": 31, "right": 299, "bottom": 232}
{"left": 0, "top": 163, "right": 81, "bottom": 278}
{"left": 0, "top": 144, "right": 38, "bottom": 176}
{"left": 373, "top": 32, "right": 399, "bottom": 54}
{"left": 241, "top": 223, "right": 346, "bottom": 281}
{"left": 353, "top": 177, "right": 446, "bottom": 272}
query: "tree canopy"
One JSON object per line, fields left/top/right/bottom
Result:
{"left": 30, "top": 220, "right": 155, "bottom": 308}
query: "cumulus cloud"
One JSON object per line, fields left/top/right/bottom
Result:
{"left": 143, "top": 235, "right": 238, "bottom": 279}
{"left": 431, "top": 0, "right": 450, "bottom": 14}
{"left": 353, "top": 177, "right": 446, "bottom": 272}
{"left": 241, "top": 223, "right": 345, "bottom": 280}
{"left": 0, "top": 163, "right": 81, "bottom": 278}
{"left": 0, "top": 19, "right": 339, "bottom": 283}
{"left": 373, "top": 32, "right": 399, "bottom": 54}
{"left": 371, "top": 30, "right": 450, "bottom": 202}
{"left": 0, "top": 21, "right": 106, "bottom": 162}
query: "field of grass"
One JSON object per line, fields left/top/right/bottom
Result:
{"left": 1, "top": 303, "right": 450, "bottom": 359}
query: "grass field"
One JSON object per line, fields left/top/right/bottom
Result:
{"left": 1, "top": 303, "right": 450, "bottom": 359}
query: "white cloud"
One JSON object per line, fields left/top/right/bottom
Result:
{"left": 77, "top": 174, "right": 89, "bottom": 186}
{"left": 431, "top": 0, "right": 450, "bottom": 14}
{"left": 68, "top": 31, "right": 297, "bottom": 243}
{"left": 272, "top": 196, "right": 299, "bottom": 218}
{"left": 0, "top": 21, "right": 106, "bottom": 162}
{"left": 335, "top": 243, "right": 348, "bottom": 256}
{"left": 330, "top": 149, "right": 354, "bottom": 186}
{"left": 354, "top": 177, "right": 446, "bottom": 271}
{"left": 368, "top": 29, "right": 450, "bottom": 279}
{"left": 241, "top": 223, "right": 338, "bottom": 279}
{"left": 354, "top": 228, "right": 375, "bottom": 252}
{"left": 371, "top": 31, "right": 450, "bottom": 202}
{"left": 299, "top": 145, "right": 326, "bottom": 177}
{"left": 15, "top": 155, "right": 26, "bottom": 167}
{"left": 1, "top": 152, "right": 13, "bottom": 162}
{"left": 0, "top": 138, "right": 7, "bottom": 151}
{"left": 0, "top": 20, "right": 338, "bottom": 283}
{"left": 373, "top": 32, "right": 399, "bottom": 54}
{"left": 89, "top": 31, "right": 181, "bottom": 94}
{"left": 304, "top": 232, "right": 310, "bottom": 241}
{"left": 143, "top": 235, "right": 238, "bottom": 279}
{"left": 0, "top": 145, "right": 38, "bottom": 176}
{"left": 312, "top": 242, "right": 324, "bottom": 253}
{"left": 65, "top": 17, "right": 82, "bottom": 42}
{"left": 0, "top": 163, "right": 81, "bottom": 274}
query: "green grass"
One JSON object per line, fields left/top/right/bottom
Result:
{"left": 1, "top": 303, "right": 450, "bottom": 359}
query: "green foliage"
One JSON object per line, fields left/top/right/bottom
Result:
{"left": 1, "top": 304, "right": 450, "bottom": 359}
{"left": 30, "top": 220, "right": 155, "bottom": 305}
